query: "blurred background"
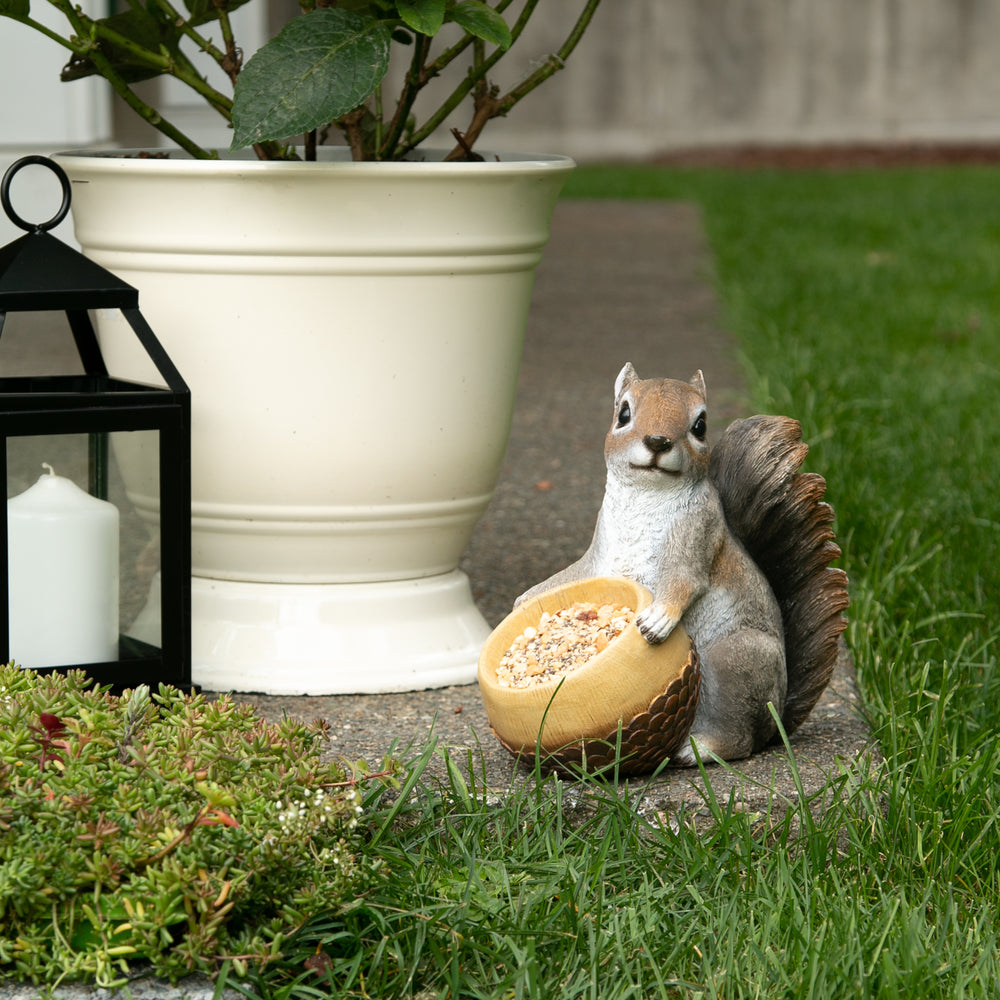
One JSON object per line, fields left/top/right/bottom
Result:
{"left": 4, "top": 0, "right": 1000, "bottom": 240}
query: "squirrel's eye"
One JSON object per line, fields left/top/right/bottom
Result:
{"left": 691, "top": 413, "right": 707, "bottom": 440}
{"left": 616, "top": 401, "right": 631, "bottom": 427}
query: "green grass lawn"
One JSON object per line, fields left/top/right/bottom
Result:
{"left": 223, "top": 166, "right": 999, "bottom": 999}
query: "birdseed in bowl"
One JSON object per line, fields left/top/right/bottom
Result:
{"left": 496, "top": 601, "right": 636, "bottom": 688}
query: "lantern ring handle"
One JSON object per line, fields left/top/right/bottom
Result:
{"left": 0, "top": 155, "right": 72, "bottom": 234}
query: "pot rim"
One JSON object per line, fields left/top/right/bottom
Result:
{"left": 52, "top": 148, "right": 576, "bottom": 178}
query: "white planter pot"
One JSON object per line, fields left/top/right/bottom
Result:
{"left": 53, "top": 149, "right": 573, "bottom": 694}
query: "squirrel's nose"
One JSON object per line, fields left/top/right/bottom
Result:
{"left": 644, "top": 435, "right": 672, "bottom": 453}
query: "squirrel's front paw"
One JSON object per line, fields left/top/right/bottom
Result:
{"left": 635, "top": 604, "right": 678, "bottom": 645}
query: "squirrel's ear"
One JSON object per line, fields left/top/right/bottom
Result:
{"left": 615, "top": 362, "right": 638, "bottom": 400}
{"left": 689, "top": 370, "right": 707, "bottom": 400}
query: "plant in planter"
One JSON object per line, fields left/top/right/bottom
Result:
{"left": 2, "top": 0, "right": 601, "bottom": 162}
{"left": 0, "top": 1, "right": 601, "bottom": 695}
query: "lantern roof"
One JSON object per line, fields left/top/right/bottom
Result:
{"left": 0, "top": 156, "right": 189, "bottom": 399}
{"left": 0, "top": 228, "right": 139, "bottom": 312}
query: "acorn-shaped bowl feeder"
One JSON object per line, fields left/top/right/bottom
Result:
{"left": 477, "top": 577, "right": 700, "bottom": 775}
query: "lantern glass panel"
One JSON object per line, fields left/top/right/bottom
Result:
{"left": 0, "top": 312, "right": 84, "bottom": 377}
{"left": 6, "top": 430, "right": 164, "bottom": 669}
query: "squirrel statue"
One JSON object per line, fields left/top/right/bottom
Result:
{"left": 516, "top": 363, "right": 849, "bottom": 765}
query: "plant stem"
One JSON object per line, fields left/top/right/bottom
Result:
{"left": 440, "top": 0, "right": 604, "bottom": 159}
{"left": 80, "top": 57, "right": 214, "bottom": 156}
{"left": 147, "top": 0, "right": 231, "bottom": 76}
{"left": 212, "top": 0, "right": 242, "bottom": 85}
{"left": 379, "top": 32, "right": 433, "bottom": 160}
{"left": 442, "top": 38, "right": 490, "bottom": 161}
{"left": 402, "top": 0, "right": 545, "bottom": 155}
{"left": 498, "top": 0, "right": 602, "bottom": 110}
{"left": 374, "top": 80, "right": 383, "bottom": 156}
{"left": 104, "top": 0, "right": 236, "bottom": 118}
{"left": 339, "top": 109, "right": 368, "bottom": 160}
{"left": 85, "top": 19, "right": 234, "bottom": 122}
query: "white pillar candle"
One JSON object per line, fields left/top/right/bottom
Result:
{"left": 8, "top": 464, "right": 119, "bottom": 668}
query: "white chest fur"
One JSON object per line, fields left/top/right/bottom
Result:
{"left": 588, "top": 476, "right": 703, "bottom": 591}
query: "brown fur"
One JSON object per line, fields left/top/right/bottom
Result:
{"left": 709, "top": 415, "right": 850, "bottom": 736}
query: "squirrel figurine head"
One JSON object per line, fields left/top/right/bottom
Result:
{"left": 605, "top": 363, "right": 709, "bottom": 487}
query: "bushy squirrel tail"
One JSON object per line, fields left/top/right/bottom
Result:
{"left": 709, "top": 416, "right": 850, "bottom": 737}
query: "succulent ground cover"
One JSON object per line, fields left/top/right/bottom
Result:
{"left": 0, "top": 665, "right": 390, "bottom": 987}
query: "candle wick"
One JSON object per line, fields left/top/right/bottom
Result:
{"left": 41, "top": 463, "right": 55, "bottom": 477}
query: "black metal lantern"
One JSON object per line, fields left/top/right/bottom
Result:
{"left": 0, "top": 155, "right": 191, "bottom": 689}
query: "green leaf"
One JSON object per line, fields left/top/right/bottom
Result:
{"left": 230, "top": 8, "right": 391, "bottom": 150}
{"left": 449, "top": 0, "right": 511, "bottom": 49}
{"left": 0, "top": 0, "right": 30, "bottom": 18}
{"left": 397, "top": 0, "right": 445, "bottom": 36}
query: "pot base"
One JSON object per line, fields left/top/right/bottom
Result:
{"left": 185, "top": 571, "right": 489, "bottom": 694}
